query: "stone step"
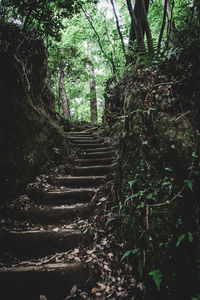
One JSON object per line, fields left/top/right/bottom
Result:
{"left": 68, "top": 136, "right": 95, "bottom": 140}
{"left": 28, "top": 203, "right": 91, "bottom": 223}
{"left": 0, "top": 229, "right": 84, "bottom": 257}
{"left": 72, "top": 139, "right": 104, "bottom": 145}
{"left": 73, "top": 143, "right": 106, "bottom": 149}
{"left": 82, "top": 147, "right": 113, "bottom": 153}
{"left": 81, "top": 151, "right": 115, "bottom": 159}
{"left": 0, "top": 262, "right": 97, "bottom": 300}
{"left": 42, "top": 188, "right": 98, "bottom": 205}
{"left": 75, "top": 158, "right": 115, "bottom": 166}
{"left": 66, "top": 131, "right": 92, "bottom": 136}
{"left": 67, "top": 165, "right": 113, "bottom": 176}
{"left": 54, "top": 176, "right": 106, "bottom": 188}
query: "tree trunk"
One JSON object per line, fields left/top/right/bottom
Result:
{"left": 110, "top": 0, "right": 127, "bottom": 61}
{"left": 194, "top": 0, "right": 200, "bottom": 24}
{"left": 161, "top": 0, "right": 176, "bottom": 47}
{"left": 141, "top": 0, "right": 154, "bottom": 55}
{"left": 82, "top": 7, "right": 117, "bottom": 77}
{"left": 126, "top": 0, "right": 146, "bottom": 55}
{"left": 59, "top": 69, "right": 70, "bottom": 119}
{"left": 89, "top": 66, "right": 98, "bottom": 123}
{"left": 157, "top": 0, "right": 168, "bottom": 53}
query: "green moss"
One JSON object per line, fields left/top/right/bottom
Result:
{"left": 0, "top": 25, "right": 68, "bottom": 199}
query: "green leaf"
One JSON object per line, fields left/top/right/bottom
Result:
{"left": 121, "top": 250, "right": 132, "bottom": 261}
{"left": 146, "top": 193, "right": 153, "bottom": 199}
{"left": 52, "top": 147, "right": 60, "bottom": 154}
{"left": 162, "top": 181, "right": 170, "bottom": 186}
{"left": 165, "top": 167, "right": 173, "bottom": 172}
{"left": 149, "top": 269, "right": 162, "bottom": 291}
{"left": 142, "top": 140, "right": 148, "bottom": 145}
{"left": 128, "top": 180, "right": 137, "bottom": 189}
{"left": 192, "top": 152, "right": 198, "bottom": 158}
{"left": 176, "top": 234, "right": 186, "bottom": 247}
{"left": 137, "top": 202, "right": 145, "bottom": 209}
{"left": 184, "top": 179, "right": 194, "bottom": 192}
{"left": 106, "top": 218, "right": 115, "bottom": 226}
{"left": 121, "top": 248, "right": 139, "bottom": 262}
{"left": 124, "top": 193, "right": 139, "bottom": 205}
{"left": 188, "top": 232, "right": 194, "bottom": 242}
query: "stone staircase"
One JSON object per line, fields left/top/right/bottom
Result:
{"left": 0, "top": 129, "right": 115, "bottom": 300}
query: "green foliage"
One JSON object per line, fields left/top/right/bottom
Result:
{"left": 0, "top": 0, "right": 96, "bottom": 39}
{"left": 148, "top": 269, "right": 163, "bottom": 291}
{"left": 121, "top": 248, "right": 139, "bottom": 262}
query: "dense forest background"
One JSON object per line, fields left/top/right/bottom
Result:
{"left": 0, "top": 0, "right": 199, "bottom": 299}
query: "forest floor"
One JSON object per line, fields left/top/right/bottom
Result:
{"left": 0, "top": 128, "right": 144, "bottom": 300}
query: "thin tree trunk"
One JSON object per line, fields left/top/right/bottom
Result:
{"left": 158, "top": 0, "right": 168, "bottom": 53}
{"left": 59, "top": 69, "right": 70, "bottom": 119}
{"left": 82, "top": 7, "right": 117, "bottom": 76}
{"left": 194, "top": 0, "right": 200, "bottom": 24}
{"left": 141, "top": 0, "right": 154, "bottom": 55}
{"left": 126, "top": 0, "right": 146, "bottom": 54}
{"left": 110, "top": 0, "right": 127, "bottom": 61}
{"left": 161, "top": 0, "right": 176, "bottom": 47}
{"left": 89, "top": 66, "right": 98, "bottom": 123}
{"left": 135, "top": 0, "right": 146, "bottom": 53}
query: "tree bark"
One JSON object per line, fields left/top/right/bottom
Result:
{"left": 59, "top": 69, "right": 70, "bottom": 119}
{"left": 161, "top": 0, "right": 176, "bottom": 47}
{"left": 110, "top": 0, "right": 127, "bottom": 61}
{"left": 141, "top": 0, "right": 154, "bottom": 55}
{"left": 194, "top": 0, "right": 200, "bottom": 24}
{"left": 126, "top": 0, "right": 146, "bottom": 55}
{"left": 158, "top": 0, "right": 168, "bottom": 53}
{"left": 89, "top": 66, "right": 98, "bottom": 123}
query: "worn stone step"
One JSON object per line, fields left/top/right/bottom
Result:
{"left": 73, "top": 143, "right": 106, "bottom": 149}
{"left": 54, "top": 176, "right": 106, "bottom": 187}
{"left": 28, "top": 203, "right": 91, "bottom": 223}
{"left": 67, "top": 165, "right": 113, "bottom": 176}
{"left": 81, "top": 151, "right": 115, "bottom": 159}
{"left": 0, "top": 262, "right": 97, "bottom": 300}
{"left": 66, "top": 131, "right": 92, "bottom": 136}
{"left": 75, "top": 158, "right": 115, "bottom": 166}
{"left": 43, "top": 188, "right": 98, "bottom": 205}
{"left": 0, "top": 229, "right": 84, "bottom": 257}
{"left": 68, "top": 136, "right": 95, "bottom": 140}
{"left": 68, "top": 134, "right": 93, "bottom": 139}
{"left": 72, "top": 139, "right": 104, "bottom": 145}
{"left": 82, "top": 147, "right": 113, "bottom": 153}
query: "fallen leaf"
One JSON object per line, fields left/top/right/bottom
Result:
{"left": 97, "top": 282, "right": 106, "bottom": 290}
{"left": 40, "top": 295, "right": 47, "bottom": 300}
{"left": 91, "top": 287, "right": 102, "bottom": 294}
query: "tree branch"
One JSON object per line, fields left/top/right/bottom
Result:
{"left": 110, "top": 0, "right": 127, "bottom": 60}
{"left": 81, "top": 6, "right": 117, "bottom": 76}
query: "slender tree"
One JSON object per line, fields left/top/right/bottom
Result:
{"left": 59, "top": 68, "right": 71, "bottom": 119}
{"left": 87, "top": 45, "right": 98, "bottom": 123}
{"left": 110, "top": 0, "right": 127, "bottom": 62}
{"left": 89, "top": 66, "right": 98, "bottom": 123}
{"left": 158, "top": 0, "right": 168, "bottom": 53}
{"left": 126, "top": 0, "right": 146, "bottom": 54}
{"left": 81, "top": 6, "right": 117, "bottom": 76}
{"left": 141, "top": 0, "right": 154, "bottom": 55}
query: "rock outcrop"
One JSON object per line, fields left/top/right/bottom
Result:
{"left": 0, "top": 24, "right": 69, "bottom": 199}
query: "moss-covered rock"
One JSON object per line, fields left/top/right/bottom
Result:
{"left": 104, "top": 47, "right": 200, "bottom": 299}
{"left": 0, "top": 24, "right": 69, "bottom": 199}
